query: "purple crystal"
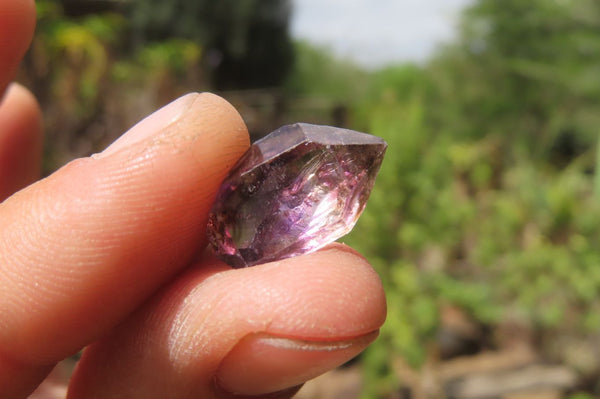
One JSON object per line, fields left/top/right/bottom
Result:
{"left": 207, "top": 123, "right": 387, "bottom": 268}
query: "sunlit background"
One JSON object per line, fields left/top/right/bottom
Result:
{"left": 20, "top": 0, "right": 600, "bottom": 398}
{"left": 292, "top": 0, "right": 472, "bottom": 67}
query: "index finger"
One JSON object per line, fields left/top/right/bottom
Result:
{"left": 0, "top": 93, "right": 249, "bottom": 397}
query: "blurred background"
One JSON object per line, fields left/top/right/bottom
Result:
{"left": 19, "top": 0, "right": 600, "bottom": 398}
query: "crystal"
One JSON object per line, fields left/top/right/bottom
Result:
{"left": 207, "top": 123, "right": 387, "bottom": 268}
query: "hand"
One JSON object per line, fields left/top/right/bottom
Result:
{"left": 0, "top": 1, "right": 386, "bottom": 398}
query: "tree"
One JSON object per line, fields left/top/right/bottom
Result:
{"left": 429, "top": 0, "right": 600, "bottom": 164}
{"left": 128, "top": 0, "right": 294, "bottom": 89}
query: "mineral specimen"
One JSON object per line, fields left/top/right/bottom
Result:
{"left": 207, "top": 123, "right": 387, "bottom": 268}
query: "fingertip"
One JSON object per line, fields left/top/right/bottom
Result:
{"left": 98, "top": 92, "right": 249, "bottom": 159}
{"left": 97, "top": 93, "right": 203, "bottom": 157}
{"left": 184, "top": 92, "right": 250, "bottom": 155}
{"left": 263, "top": 246, "right": 388, "bottom": 337}
{"left": 209, "top": 250, "right": 386, "bottom": 396}
{"left": 2, "top": 82, "right": 41, "bottom": 122}
{"left": 186, "top": 246, "right": 387, "bottom": 339}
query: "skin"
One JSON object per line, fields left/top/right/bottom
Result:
{"left": 0, "top": 1, "right": 387, "bottom": 398}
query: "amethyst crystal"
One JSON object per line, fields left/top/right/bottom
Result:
{"left": 207, "top": 123, "right": 387, "bottom": 268}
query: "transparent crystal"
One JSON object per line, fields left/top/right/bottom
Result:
{"left": 207, "top": 123, "right": 387, "bottom": 268}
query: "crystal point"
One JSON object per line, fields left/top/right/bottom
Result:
{"left": 207, "top": 123, "right": 387, "bottom": 268}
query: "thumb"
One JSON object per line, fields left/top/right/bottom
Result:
{"left": 68, "top": 246, "right": 386, "bottom": 398}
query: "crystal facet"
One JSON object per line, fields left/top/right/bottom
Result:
{"left": 207, "top": 123, "right": 387, "bottom": 268}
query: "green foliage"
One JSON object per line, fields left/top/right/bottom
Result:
{"left": 32, "top": 2, "right": 125, "bottom": 126}
{"left": 349, "top": 91, "right": 600, "bottom": 396}
{"left": 128, "top": 0, "right": 294, "bottom": 89}
{"left": 569, "top": 393, "right": 595, "bottom": 399}
{"left": 30, "top": 0, "right": 206, "bottom": 170}
{"left": 113, "top": 39, "right": 201, "bottom": 83}
{"left": 431, "top": 0, "right": 600, "bottom": 160}
{"left": 285, "top": 41, "right": 369, "bottom": 102}
{"left": 340, "top": 1, "right": 600, "bottom": 396}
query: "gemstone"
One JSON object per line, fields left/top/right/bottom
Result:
{"left": 207, "top": 123, "right": 387, "bottom": 268}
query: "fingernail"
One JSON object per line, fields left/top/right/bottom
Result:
{"left": 215, "top": 331, "right": 378, "bottom": 396}
{"left": 94, "top": 93, "right": 199, "bottom": 159}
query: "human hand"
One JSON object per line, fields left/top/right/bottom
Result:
{"left": 0, "top": 1, "right": 386, "bottom": 398}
